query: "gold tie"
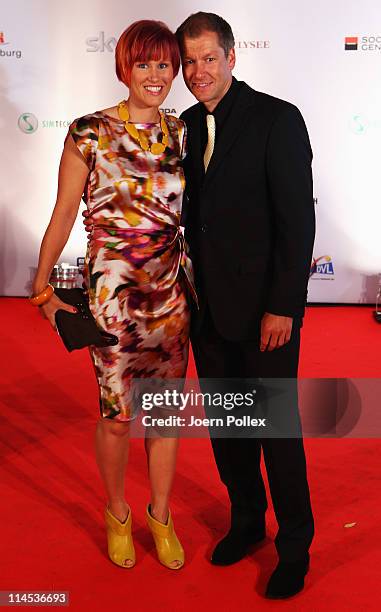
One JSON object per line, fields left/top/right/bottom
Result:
{"left": 204, "top": 114, "right": 216, "bottom": 171}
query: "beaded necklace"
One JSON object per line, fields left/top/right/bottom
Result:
{"left": 117, "top": 100, "right": 169, "bottom": 155}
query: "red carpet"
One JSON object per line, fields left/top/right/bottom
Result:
{"left": 1, "top": 299, "right": 380, "bottom": 611}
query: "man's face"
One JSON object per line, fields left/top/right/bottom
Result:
{"left": 181, "top": 30, "right": 235, "bottom": 112}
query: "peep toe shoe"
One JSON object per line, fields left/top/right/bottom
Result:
{"left": 146, "top": 505, "right": 184, "bottom": 570}
{"left": 105, "top": 506, "right": 135, "bottom": 568}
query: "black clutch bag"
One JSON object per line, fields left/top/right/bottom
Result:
{"left": 54, "top": 287, "right": 119, "bottom": 352}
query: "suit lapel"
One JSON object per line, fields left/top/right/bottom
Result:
{"left": 203, "top": 86, "right": 255, "bottom": 188}
{"left": 185, "top": 104, "right": 203, "bottom": 188}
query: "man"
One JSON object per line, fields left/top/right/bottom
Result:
{"left": 175, "top": 12, "right": 315, "bottom": 599}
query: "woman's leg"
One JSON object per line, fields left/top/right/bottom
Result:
{"left": 145, "top": 436, "right": 179, "bottom": 522}
{"left": 145, "top": 435, "right": 181, "bottom": 568}
{"left": 95, "top": 418, "right": 130, "bottom": 522}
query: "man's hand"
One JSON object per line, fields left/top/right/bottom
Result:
{"left": 260, "top": 312, "right": 293, "bottom": 351}
{"left": 82, "top": 209, "right": 93, "bottom": 233}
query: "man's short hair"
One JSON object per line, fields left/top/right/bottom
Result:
{"left": 175, "top": 12, "right": 235, "bottom": 58}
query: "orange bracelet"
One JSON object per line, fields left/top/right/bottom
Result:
{"left": 29, "top": 283, "right": 54, "bottom": 306}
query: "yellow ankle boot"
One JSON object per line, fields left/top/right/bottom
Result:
{"left": 146, "top": 505, "right": 184, "bottom": 570}
{"left": 105, "top": 506, "right": 135, "bottom": 568}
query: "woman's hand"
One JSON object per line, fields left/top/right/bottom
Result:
{"left": 39, "top": 293, "right": 77, "bottom": 329}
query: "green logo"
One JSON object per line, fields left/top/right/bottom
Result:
{"left": 18, "top": 113, "right": 38, "bottom": 133}
{"left": 349, "top": 114, "right": 367, "bottom": 135}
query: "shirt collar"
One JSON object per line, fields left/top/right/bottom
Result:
{"left": 201, "top": 76, "right": 241, "bottom": 126}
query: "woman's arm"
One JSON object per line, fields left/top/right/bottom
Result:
{"left": 32, "top": 134, "right": 90, "bottom": 327}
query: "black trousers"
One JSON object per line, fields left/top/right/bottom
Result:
{"left": 191, "top": 306, "right": 314, "bottom": 562}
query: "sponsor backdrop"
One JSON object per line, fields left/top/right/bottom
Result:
{"left": 1, "top": 0, "right": 380, "bottom": 301}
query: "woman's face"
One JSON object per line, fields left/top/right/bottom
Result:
{"left": 129, "top": 58, "right": 174, "bottom": 110}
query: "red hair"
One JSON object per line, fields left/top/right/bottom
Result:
{"left": 115, "top": 20, "right": 180, "bottom": 87}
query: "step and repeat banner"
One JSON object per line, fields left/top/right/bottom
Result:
{"left": 1, "top": 0, "right": 380, "bottom": 300}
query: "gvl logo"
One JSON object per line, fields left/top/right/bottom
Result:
{"left": 86, "top": 32, "right": 117, "bottom": 52}
{"left": 310, "top": 256, "right": 335, "bottom": 279}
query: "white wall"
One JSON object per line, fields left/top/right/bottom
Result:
{"left": 1, "top": 0, "right": 380, "bottom": 300}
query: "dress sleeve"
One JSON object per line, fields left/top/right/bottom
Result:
{"left": 68, "top": 115, "right": 99, "bottom": 170}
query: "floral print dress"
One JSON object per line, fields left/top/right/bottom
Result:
{"left": 68, "top": 111, "right": 195, "bottom": 421}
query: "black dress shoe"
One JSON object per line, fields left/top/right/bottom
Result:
{"left": 211, "top": 527, "right": 266, "bottom": 566}
{"left": 265, "top": 556, "right": 310, "bottom": 599}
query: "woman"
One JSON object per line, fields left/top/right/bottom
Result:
{"left": 30, "top": 20, "right": 195, "bottom": 570}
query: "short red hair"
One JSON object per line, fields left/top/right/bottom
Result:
{"left": 115, "top": 20, "right": 180, "bottom": 87}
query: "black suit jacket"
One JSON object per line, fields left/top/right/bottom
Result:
{"left": 180, "top": 81, "right": 315, "bottom": 341}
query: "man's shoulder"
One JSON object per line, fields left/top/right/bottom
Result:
{"left": 180, "top": 102, "right": 202, "bottom": 123}
{"left": 179, "top": 81, "right": 301, "bottom": 123}
{"left": 241, "top": 82, "right": 299, "bottom": 115}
